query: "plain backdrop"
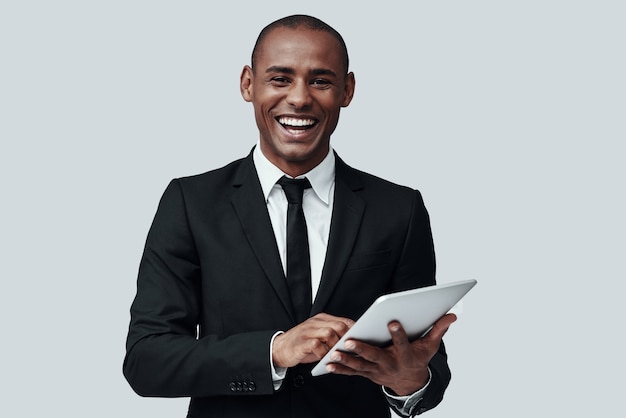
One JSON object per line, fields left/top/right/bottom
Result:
{"left": 1, "top": 1, "right": 624, "bottom": 417}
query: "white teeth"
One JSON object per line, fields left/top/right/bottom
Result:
{"left": 278, "top": 117, "right": 316, "bottom": 127}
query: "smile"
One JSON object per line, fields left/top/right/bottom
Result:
{"left": 277, "top": 116, "right": 318, "bottom": 132}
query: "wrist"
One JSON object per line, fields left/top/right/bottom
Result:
{"left": 271, "top": 332, "right": 287, "bottom": 368}
{"left": 388, "top": 368, "right": 430, "bottom": 396}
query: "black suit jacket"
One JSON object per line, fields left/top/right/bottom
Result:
{"left": 124, "top": 151, "right": 451, "bottom": 417}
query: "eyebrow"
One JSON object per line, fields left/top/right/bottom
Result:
{"left": 311, "top": 68, "right": 337, "bottom": 77}
{"left": 265, "top": 66, "right": 337, "bottom": 78}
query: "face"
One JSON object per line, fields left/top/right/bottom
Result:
{"left": 240, "top": 27, "right": 355, "bottom": 176}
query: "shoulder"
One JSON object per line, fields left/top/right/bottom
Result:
{"left": 169, "top": 154, "right": 256, "bottom": 196}
{"left": 177, "top": 157, "right": 246, "bottom": 186}
{"left": 336, "top": 155, "right": 424, "bottom": 204}
{"left": 154, "top": 154, "right": 256, "bottom": 211}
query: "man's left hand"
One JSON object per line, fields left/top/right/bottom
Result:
{"left": 326, "top": 313, "right": 457, "bottom": 396}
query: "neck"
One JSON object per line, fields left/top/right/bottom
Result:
{"left": 259, "top": 144, "right": 329, "bottom": 178}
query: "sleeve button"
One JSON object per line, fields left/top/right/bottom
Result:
{"left": 292, "top": 374, "right": 305, "bottom": 388}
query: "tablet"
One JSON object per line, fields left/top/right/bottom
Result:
{"left": 310, "top": 279, "right": 477, "bottom": 376}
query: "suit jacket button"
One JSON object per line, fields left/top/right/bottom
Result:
{"left": 292, "top": 374, "right": 305, "bottom": 388}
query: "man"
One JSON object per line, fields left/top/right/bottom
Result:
{"left": 124, "top": 15, "right": 456, "bottom": 417}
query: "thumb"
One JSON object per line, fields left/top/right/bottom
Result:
{"left": 425, "top": 313, "right": 457, "bottom": 341}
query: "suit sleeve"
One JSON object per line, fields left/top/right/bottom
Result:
{"left": 390, "top": 190, "right": 451, "bottom": 416}
{"left": 123, "top": 179, "right": 276, "bottom": 397}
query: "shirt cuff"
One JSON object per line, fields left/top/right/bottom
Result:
{"left": 382, "top": 367, "right": 432, "bottom": 416}
{"left": 269, "top": 331, "right": 287, "bottom": 390}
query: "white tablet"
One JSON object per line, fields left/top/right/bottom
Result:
{"left": 310, "top": 279, "right": 477, "bottom": 376}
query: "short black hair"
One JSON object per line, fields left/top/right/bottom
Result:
{"left": 251, "top": 14, "right": 349, "bottom": 74}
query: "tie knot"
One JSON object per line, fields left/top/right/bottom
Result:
{"left": 277, "top": 176, "right": 311, "bottom": 204}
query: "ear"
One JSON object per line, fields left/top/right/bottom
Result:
{"left": 341, "top": 72, "right": 356, "bottom": 107}
{"left": 240, "top": 65, "right": 254, "bottom": 102}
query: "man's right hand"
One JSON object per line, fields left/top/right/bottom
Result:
{"left": 272, "top": 313, "right": 354, "bottom": 368}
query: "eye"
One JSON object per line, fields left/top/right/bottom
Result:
{"left": 311, "top": 79, "right": 331, "bottom": 88}
{"left": 269, "top": 76, "right": 290, "bottom": 86}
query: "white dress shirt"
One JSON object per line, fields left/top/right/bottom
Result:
{"left": 253, "top": 144, "right": 335, "bottom": 298}
{"left": 253, "top": 144, "right": 428, "bottom": 416}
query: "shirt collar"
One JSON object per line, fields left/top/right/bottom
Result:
{"left": 253, "top": 142, "right": 335, "bottom": 205}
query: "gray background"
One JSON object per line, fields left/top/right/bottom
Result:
{"left": 1, "top": 1, "right": 624, "bottom": 417}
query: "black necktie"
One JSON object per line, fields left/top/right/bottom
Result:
{"left": 277, "top": 176, "right": 312, "bottom": 323}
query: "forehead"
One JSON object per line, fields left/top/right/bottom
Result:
{"left": 255, "top": 27, "right": 345, "bottom": 72}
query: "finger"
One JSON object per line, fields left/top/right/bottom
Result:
{"left": 327, "top": 317, "right": 355, "bottom": 335}
{"left": 387, "top": 320, "right": 414, "bottom": 362}
{"left": 310, "top": 314, "right": 355, "bottom": 336}
{"left": 329, "top": 349, "right": 377, "bottom": 375}
{"left": 313, "top": 326, "right": 343, "bottom": 348}
{"left": 307, "top": 338, "right": 332, "bottom": 360}
{"left": 330, "top": 318, "right": 355, "bottom": 337}
{"left": 326, "top": 361, "right": 359, "bottom": 376}
{"left": 338, "top": 339, "right": 387, "bottom": 368}
{"left": 388, "top": 321, "right": 410, "bottom": 348}
{"left": 424, "top": 313, "right": 457, "bottom": 342}
{"left": 338, "top": 316, "right": 356, "bottom": 329}
{"left": 312, "top": 313, "right": 355, "bottom": 328}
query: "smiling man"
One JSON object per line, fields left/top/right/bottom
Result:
{"left": 124, "top": 15, "right": 455, "bottom": 418}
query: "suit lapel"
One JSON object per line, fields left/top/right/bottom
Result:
{"left": 312, "top": 156, "right": 365, "bottom": 314}
{"left": 230, "top": 153, "right": 297, "bottom": 323}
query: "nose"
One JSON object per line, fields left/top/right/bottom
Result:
{"left": 286, "top": 80, "right": 312, "bottom": 109}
